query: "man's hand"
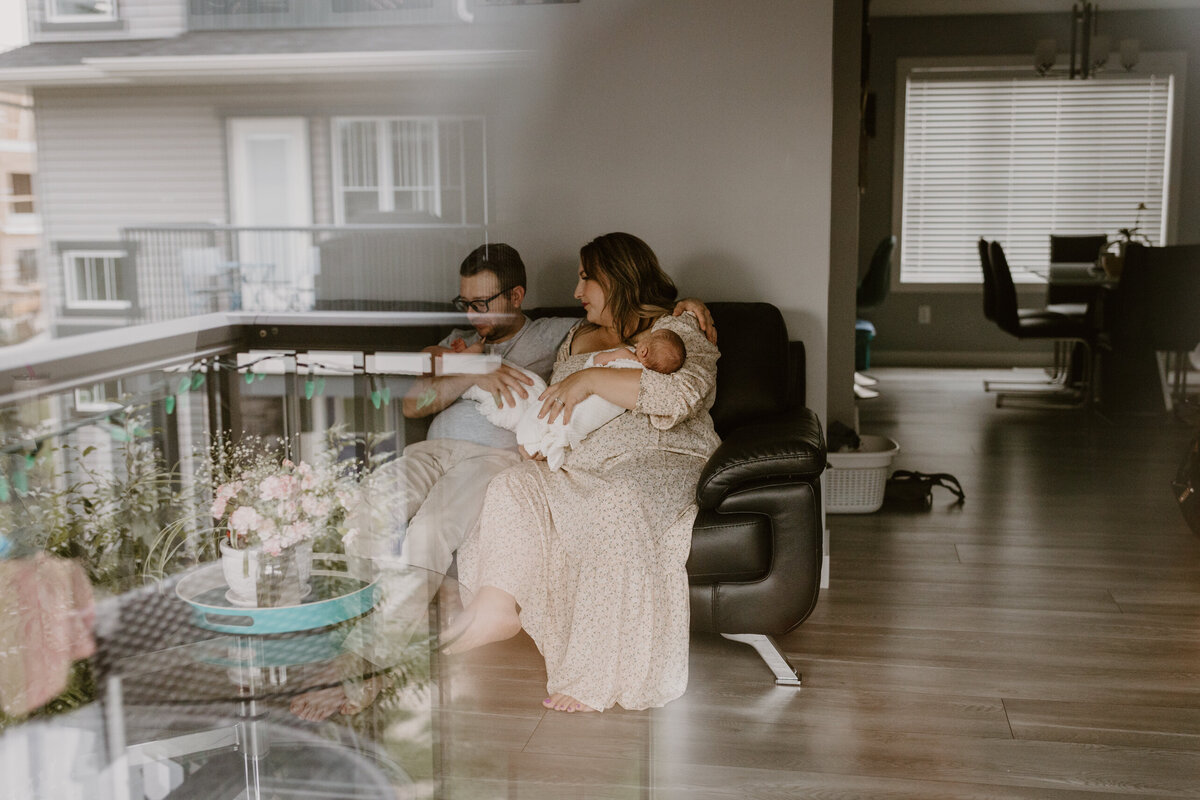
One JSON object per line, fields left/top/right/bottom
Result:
{"left": 673, "top": 298, "right": 717, "bottom": 343}
{"left": 474, "top": 363, "right": 536, "bottom": 408}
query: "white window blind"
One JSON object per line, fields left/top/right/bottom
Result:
{"left": 899, "top": 74, "right": 1172, "bottom": 284}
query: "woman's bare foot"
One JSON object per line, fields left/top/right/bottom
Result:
{"left": 289, "top": 674, "right": 387, "bottom": 722}
{"left": 542, "top": 693, "right": 597, "bottom": 713}
{"left": 441, "top": 586, "right": 522, "bottom": 654}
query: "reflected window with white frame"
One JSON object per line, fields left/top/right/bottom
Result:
{"left": 332, "top": 116, "right": 486, "bottom": 225}
{"left": 63, "top": 250, "right": 130, "bottom": 310}
{"left": 74, "top": 381, "right": 121, "bottom": 414}
{"left": 46, "top": 0, "right": 117, "bottom": 21}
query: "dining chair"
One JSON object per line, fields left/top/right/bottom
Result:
{"left": 1099, "top": 243, "right": 1200, "bottom": 412}
{"left": 1048, "top": 233, "right": 1109, "bottom": 307}
{"left": 985, "top": 240, "right": 1094, "bottom": 407}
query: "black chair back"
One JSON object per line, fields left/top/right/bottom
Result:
{"left": 1116, "top": 243, "right": 1200, "bottom": 353}
{"left": 856, "top": 236, "right": 895, "bottom": 310}
{"left": 1049, "top": 234, "right": 1108, "bottom": 263}
{"left": 987, "top": 241, "right": 1020, "bottom": 335}
{"left": 978, "top": 238, "right": 995, "bottom": 322}
{"left": 1049, "top": 234, "right": 1108, "bottom": 305}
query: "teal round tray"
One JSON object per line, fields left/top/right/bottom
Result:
{"left": 176, "top": 557, "right": 377, "bottom": 635}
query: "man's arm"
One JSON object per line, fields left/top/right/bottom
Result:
{"left": 673, "top": 298, "right": 717, "bottom": 343}
{"left": 402, "top": 346, "right": 536, "bottom": 419}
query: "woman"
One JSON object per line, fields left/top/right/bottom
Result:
{"left": 446, "top": 232, "right": 721, "bottom": 713}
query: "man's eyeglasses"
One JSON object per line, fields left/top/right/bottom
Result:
{"left": 452, "top": 288, "right": 512, "bottom": 313}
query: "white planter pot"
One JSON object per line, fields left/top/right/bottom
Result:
{"left": 220, "top": 540, "right": 313, "bottom": 607}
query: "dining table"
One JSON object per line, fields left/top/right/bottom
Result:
{"left": 1032, "top": 261, "right": 1167, "bottom": 414}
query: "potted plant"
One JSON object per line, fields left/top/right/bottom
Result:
{"left": 204, "top": 437, "right": 353, "bottom": 607}
{"left": 1101, "top": 203, "right": 1152, "bottom": 279}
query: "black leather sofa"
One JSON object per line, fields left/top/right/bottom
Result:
{"left": 530, "top": 302, "right": 827, "bottom": 685}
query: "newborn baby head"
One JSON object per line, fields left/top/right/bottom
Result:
{"left": 635, "top": 329, "right": 686, "bottom": 374}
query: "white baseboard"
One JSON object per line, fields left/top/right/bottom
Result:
{"left": 821, "top": 527, "right": 830, "bottom": 589}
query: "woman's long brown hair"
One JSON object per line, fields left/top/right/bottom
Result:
{"left": 579, "top": 232, "right": 678, "bottom": 343}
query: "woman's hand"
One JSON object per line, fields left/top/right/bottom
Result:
{"left": 673, "top": 298, "right": 717, "bottom": 344}
{"left": 537, "top": 369, "right": 597, "bottom": 425}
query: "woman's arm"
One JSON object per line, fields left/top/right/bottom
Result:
{"left": 633, "top": 314, "right": 719, "bottom": 429}
{"left": 538, "top": 314, "right": 717, "bottom": 427}
{"left": 537, "top": 367, "right": 641, "bottom": 425}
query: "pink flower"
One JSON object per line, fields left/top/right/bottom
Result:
{"left": 259, "top": 474, "right": 295, "bottom": 501}
{"left": 298, "top": 462, "right": 318, "bottom": 491}
{"left": 229, "top": 505, "right": 261, "bottom": 535}
{"left": 301, "top": 495, "right": 331, "bottom": 518}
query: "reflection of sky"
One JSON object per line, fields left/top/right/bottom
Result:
{"left": 0, "top": 1, "right": 27, "bottom": 53}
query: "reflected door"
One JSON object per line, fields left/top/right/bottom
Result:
{"left": 227, "top": 118, "right": 315, "bottom": 310}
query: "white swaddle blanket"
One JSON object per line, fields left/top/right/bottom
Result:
{"left": 462, "top": 354, "right": 641, "bottom": 470}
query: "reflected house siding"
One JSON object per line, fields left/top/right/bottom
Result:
{"left": 34, "top": 89, "right": 225, "bottom": 333}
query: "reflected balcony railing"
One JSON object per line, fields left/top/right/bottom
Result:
{"left": 122, "top": 223, "right": 484, "bottom": 325}
{"left": 0, "top": 311, "right": 474, "bottom": 799}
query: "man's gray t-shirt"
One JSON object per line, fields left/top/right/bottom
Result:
{"left": 426, "top": 315, "right": 579, "bottom": 450}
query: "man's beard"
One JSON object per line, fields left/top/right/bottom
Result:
{"left": 473, "top": 312, "right": 521, "bottom": 342}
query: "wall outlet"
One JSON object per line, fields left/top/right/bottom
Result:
{"left": 917, "top": 304, "right": 932, "bottom": 324}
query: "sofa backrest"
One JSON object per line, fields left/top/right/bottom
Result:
{"left": 529, "top": 301, "right": 795, "bottom": 439}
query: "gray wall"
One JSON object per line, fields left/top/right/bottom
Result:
{"left": 860, "top": 8, "right": 1200, "bottom": 365}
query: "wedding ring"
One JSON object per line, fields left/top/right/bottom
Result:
{"left": 554, "top": 398, "right": 564, "bottom": 405}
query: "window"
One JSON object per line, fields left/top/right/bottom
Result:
{"left": 896, "top": 64, "right": 1176, "bottom": 285}
{"left": 74, "top": 381, "right": 121, "bottom": 414}
{"left": 63, "top": 250, "right": 130, "bottom": 310}
{"left": 17, "top": 249, "right": 37, "bottom": 284}
{"left": 8, "top": 173, "right": 33, "bottom": 214}
{"left": 332, "top": 116, "right": 486, "bottom": 225}
{"left": 46, "top": 0, "right": 117, "bottom": 21}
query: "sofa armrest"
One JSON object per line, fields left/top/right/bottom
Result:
{"left": 697, "top": 409, "right": 825, "bottom": 510}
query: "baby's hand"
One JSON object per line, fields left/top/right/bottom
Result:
{"left": 592, "top": 348, "right": 633, "bottom": 367}
{"left": 458, "top": 340, "right": 485, "bottom": 354}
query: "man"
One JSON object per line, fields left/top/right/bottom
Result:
{"left": 387, "top": 242, "right": 713, "bottom": 575}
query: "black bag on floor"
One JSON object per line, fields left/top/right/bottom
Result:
{"left": 884, "top": 470, "right": 965, "bottom": 510}
{"left": 1173, "top": 435, "right": 1200, "bottom": 535}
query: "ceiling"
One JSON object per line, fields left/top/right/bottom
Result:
{"left": 872, "top": 0, "right": 1200, "bottom": 16}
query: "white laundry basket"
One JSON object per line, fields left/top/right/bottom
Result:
{"left": 825, "top": 435, "right": 900, "bottom": 514}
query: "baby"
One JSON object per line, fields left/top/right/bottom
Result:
{"left": 457, "top": 328, "right": 686, "bottom": 470}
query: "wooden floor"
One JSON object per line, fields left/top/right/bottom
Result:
{"left": 434, "top": 368, "right": 1200, "bottom": 799}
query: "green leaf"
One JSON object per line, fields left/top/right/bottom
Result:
{"left": 133, "top": 427, "right": 149, "bottom": 438}
{"left": 165, "top": 395, "right": 176, "bottom": 415}
{"left": 110, "top": 426, "right": 131, "bottom": 443}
